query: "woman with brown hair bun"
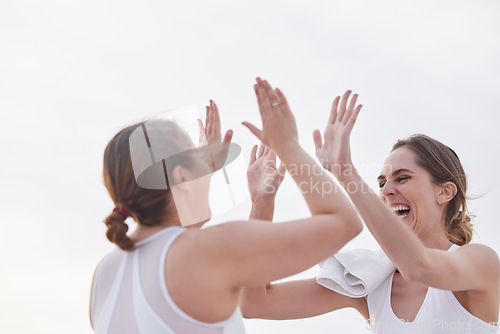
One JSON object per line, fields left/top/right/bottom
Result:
{"left": 241, "top": 91, "right": 499, "bottom": 333}
{"left": 89, "top": 78, "right": 363, "bottom": 333}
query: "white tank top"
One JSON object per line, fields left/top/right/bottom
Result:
{"left": 367, "top": 244, "right": 498, "bottom": 333}
{"left": 90, "top": 226, "right": 246, "bottom": 334}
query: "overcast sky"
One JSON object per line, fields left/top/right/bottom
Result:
{"left": 1, "top": 0, "right": 499, "bottom": 333}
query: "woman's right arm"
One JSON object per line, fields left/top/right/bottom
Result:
{"left": 177, "top": 79, "right": 362, "bottom": 289}
{"left": 240, "top": 278, "right": 369, "bottom": 320}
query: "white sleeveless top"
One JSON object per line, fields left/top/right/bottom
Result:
{"left": 367, "top": 244, "right": 498, "bottom": 333}
{"left": 90, "top": 226, "right": 246, "bottom": 334}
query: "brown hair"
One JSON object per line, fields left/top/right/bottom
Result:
{"left": 392, "top": 134, "right": 473, "bottom": 246}
{"left": 102, "top": 120, "right": 195, "bottom": 250}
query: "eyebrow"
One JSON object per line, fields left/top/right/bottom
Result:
{"left": 377, "top": 168, "right": 415, "bottom": 182}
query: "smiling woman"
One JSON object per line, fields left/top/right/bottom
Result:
{"left": 240, "top": 91, "right": 499, "bottom": 334}
{"left": 387, "top": 134, "right": 473, "bottom": 246}
{"left": 327, "top": 96, "right": 500, "bottom": 332}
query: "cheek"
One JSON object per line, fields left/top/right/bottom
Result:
{"left": 400, "top": 183, "right": 436, "bottom": 209}
{"left": 394, "top": 183, "right": 419, "bottom": 203}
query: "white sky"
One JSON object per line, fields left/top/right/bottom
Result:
{"left": 0, "top": 0, "right": 499, "bottom": 333}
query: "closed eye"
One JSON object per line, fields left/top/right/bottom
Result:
{"left": 397, "top": 176, "right": 410, "bottom": 183}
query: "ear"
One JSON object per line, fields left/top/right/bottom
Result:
{"left": 437, "top": 182, "right": 457, "bottom": 205}
{"left": 171, "top": 165, "right": 190, "bottom": 190}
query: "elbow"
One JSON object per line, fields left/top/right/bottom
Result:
{"left": 239, "top": 301, "right": 258, "bottom": 319}
{"left": 345, "top": 213, "right": 363, "bottom": 240}
{"left": 239, "top": 293, "right": 260, "bottom": 319}
{"left": 399, "top": 253, "right": 431, "bottom": 284}
{"left": 352, "top": 216, "right": 363, "bottom": 237}
{"left": 239, "top": 299, "right": 251, "bottom": 319}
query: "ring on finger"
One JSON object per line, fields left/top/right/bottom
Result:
{"left": 271, "top": 102, "right": 280, "bottom": 107}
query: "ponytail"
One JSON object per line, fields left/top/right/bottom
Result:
{"left": 445, "top": 211, "right": 473, "bottom": 246}
{"left": 102, "top": 120, "right": 193, "bottom": 250}
{"left": 104, "top": 209, "right": 134, "bottom": 250}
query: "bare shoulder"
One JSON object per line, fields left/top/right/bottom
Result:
{"left": 458, "top": 244, "right": 500, "bottom": 266}
{"left": 459, "top": 243, "right": 498, "bottom": 254}
{"left": 168, "top": 221, "right": 246, "bottom": 257}
{"left": 164, "top": 226, "right": 240, "bottom": 323}
{"left": 166, "top": 226, "right": 223, "bottom": 267}
{"left": 457, "top": 243, "right": 500, "bottom": 279}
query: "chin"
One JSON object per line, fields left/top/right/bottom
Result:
{"left": 399, "top": 212, "right": 415, "bottom": 228}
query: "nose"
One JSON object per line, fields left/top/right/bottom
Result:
{"left": 380, "top": 181, "right": 396, "bottom": 198}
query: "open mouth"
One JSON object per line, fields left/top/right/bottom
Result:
{"left": 391, "top": 205, "right": 410, "bottom": 219}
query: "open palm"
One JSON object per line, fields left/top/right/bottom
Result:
{"left": 313, "top": 90, "right": 362, "bottom": 179}
{"left": 198, "top": 100, "right": 233, "bottom": 172}
{"left": 247, "top": 144, "right": 286, "bottom": 202}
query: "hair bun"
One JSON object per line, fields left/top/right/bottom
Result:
{"left": 104, "top": 211, "right": 134, "bottom": 250}
{"left": 446, "top": 211, "right": 473, "bottom": 246}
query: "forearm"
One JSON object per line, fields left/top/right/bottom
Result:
{"left": 241, "top": 278, "right": 356, "bottom": 320}
{"left": 243, "top": 197, "right": 274, "bottom": 310}
{"left": 338, "top": 167, "right": 428, "bottom": 278}
{"left": 249, "top": 196, "right": 276, "bottom": 221}
{"left": 279, "top": 145, "right": 359, "bottom": 224}
{"left": 245, "top": 198, "right": 274, "bottom": 294}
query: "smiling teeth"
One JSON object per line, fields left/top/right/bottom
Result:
{"left": 391, "top": 205, "right": 410, "bottom": 212}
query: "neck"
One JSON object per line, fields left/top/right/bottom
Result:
{"left": 128, "top": 214, "right": 182, "bottom": 243}
{"left": 417, "top": 220, "right": 453, "bottom": 250}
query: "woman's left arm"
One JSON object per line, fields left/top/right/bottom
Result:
{"left": 314, "top": 90, "right": 500, "bottom": 292}
{"left": 247, "top": 143, "right": 285, "bottom": 220}
{"left": 338, "top": 169, "right": 498, "bottom": 291}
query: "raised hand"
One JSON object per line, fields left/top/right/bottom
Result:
{"left": 312, "top": 90, "right": 362, "bottom": 179}
{"left": 198, "top": 100, "right": 233, "bottom": 171}
{"left": 242, "top": 78, "right": 298, "bottom": 157}
{"left": 247, "top": 143, "right": 286, "bottom": 202}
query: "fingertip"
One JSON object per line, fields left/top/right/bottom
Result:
{"left": 242, "top": 121, "right": 256, "bottom": 132}
{"left": 313, "top": 130, "right": 323, "bottom": 146}
{"left": 224, "top": 129, "right": 233, "bottom": 140}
